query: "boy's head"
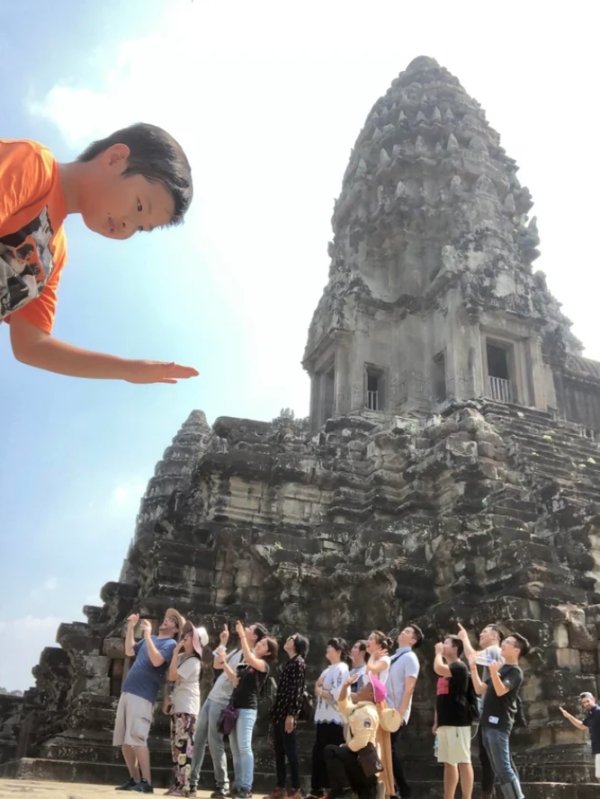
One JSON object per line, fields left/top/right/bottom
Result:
{"left": 76, "top": 123, "right": 192, "bottom": 238}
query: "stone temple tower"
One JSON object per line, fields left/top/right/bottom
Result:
{"left": 304, "top": 56, "right": 600, "bottom": 432}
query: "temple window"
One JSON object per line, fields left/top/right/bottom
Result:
{"left": 365, "top": 366, "right": 384, "bottom": 411}
{"left": 486, "top": 341, "right": 515, "bottom": 403}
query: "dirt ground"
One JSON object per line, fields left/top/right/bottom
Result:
{"left": 0, "top": 779, "right": 212, "bottom": 798}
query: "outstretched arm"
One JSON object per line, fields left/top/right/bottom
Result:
{"left": 10, "top": 316, "right": 198, "bottom": 383}
{"left": 559, "top": 706, "right": 586, "bottom": 730}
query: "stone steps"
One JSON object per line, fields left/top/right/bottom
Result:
{"left": 3, "top": 759, "right": 600, "bottom": 797}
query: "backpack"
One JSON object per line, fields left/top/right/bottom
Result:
{"left": 465, "top": 675, "right": 480, "bottom": 723}
{"left": 298, "top": 690, "right": 314, "bottom": 724}
{"left": 514, "top": 692, "right": 528, "bottom": 728}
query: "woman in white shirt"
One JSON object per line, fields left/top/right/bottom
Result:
{"left": 366, "top": 630, "right": 392, "bottom": 685}
{"left": 164, "top": 622, "right": 209, "bottom": 797}
{"left": 308, "top": 637, "right": 350, "bottom": 798}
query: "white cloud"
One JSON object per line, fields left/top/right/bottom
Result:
{"left": 0, "top": 616, "right": 62, "bottom": 692}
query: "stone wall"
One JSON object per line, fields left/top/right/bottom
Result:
{"left": 4, "top": 400, "right": 600, "bottom": 788}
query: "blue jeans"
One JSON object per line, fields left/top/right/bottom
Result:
{"left": 189, "top": 698, "right": 230, "bottom": 790}
{"left": 229, "top": 708, "right": 257, "bottom": 791}
{"left": 481, "top": 727, "right": 524, "bottom": 798}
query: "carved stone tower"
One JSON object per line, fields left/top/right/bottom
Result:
{"left": 304, "top": 56, "right": 598, "bottom": 432}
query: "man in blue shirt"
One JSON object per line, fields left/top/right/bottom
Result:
{"left": 113, "top": 608, "right": 185, "bottom": 793}
{"left": 560, "top": 692, "right": 600, "bottom": 783}
{"left": 387, "top": 623, "right": 423, "bottom": 799}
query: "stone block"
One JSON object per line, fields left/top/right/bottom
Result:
{"left": 554, "top": 623, "right": 570, "bottom": 648}
{"left": 555, "top": 648, "right": 581, "bottom": 671}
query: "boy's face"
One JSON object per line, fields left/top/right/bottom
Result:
{"left": 79, "top": 144, "right": 175, "bottom": 239}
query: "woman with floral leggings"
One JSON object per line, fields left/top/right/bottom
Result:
{"left": 164, "top": 622, "right": 209, "bottom": 796}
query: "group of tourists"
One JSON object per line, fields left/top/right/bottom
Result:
{"left": 111, "top": 609, "right": 596, "bottom": 799}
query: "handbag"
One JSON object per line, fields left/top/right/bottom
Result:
{"left": 298, "top": 690, "right": 314, "bottom": 724}
{"left": 380, "top": 657, "right": 404, "bottom": 732}
{"left": 217, "top": 702, "right": 239, "bottom": 736}
{"left": 356, "top": 742, "right": 383, "bottom": 777}
{"left": 379, "top": 707, "right": 402, "bottom": 733}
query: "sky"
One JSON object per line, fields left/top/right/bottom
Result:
{"left": 1, "top": 0, "right": 599, "bottom": 691}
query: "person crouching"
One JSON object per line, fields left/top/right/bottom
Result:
{"left": 323, "top": 674, "right": 387, "bottom": 799}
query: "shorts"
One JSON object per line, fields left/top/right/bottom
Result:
{"left": 113, "top": 692, "right": 154, "bottom": 747}
{"left": 595, "top": 753, "right": 600, "bottom": 779}
{"left": 436, "top": 726, "right": 472, "bottom": 765}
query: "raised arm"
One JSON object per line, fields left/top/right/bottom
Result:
{"left": 457, "top": 623, "right": 476, "bottom": 660}
{"left": 366, "top": 654, "right": 389, "bottom": 676}
{"left": 216, "top": 651, "right": 240, "bottom": 687}
{"left": 235, "top": 621, "right": 268, "bottom": 672}
{"left": 213, "top": 624, "right": 230, "bottom": 672}
{"left": 124, "top": 613, "right": 139, "bottom": 658}
{"left": 140, "top": 621, "right": 169, "bottom": 668}
{"left": 433, "top": 643, "right": 451, "bottom": 677}
{"left": 10, "top": 316, "right": 198, "bottom": 383}
{"left": 559, "top": 706, "right": 587, "bottom": 731}
{"left": 487, "top": 661, "right": 509, "bottom": 697}
{"left": 167, "top": 639, "right": 186, "bottom": 682}
{"left": 468, "top": 653, "right": 486, "bottom": 695}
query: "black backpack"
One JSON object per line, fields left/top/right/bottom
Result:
{"left": 465, "top": 675, "right": 480, "bottom": 723}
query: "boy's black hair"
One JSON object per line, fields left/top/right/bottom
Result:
{"left": 78, "top": 123, "right": 193, "bottom": 225}
{"left": 446, "top": 635, "right": 464, "bottom": 657}
{"left": 509, "top": 632, "right": 530, "bottom": 656}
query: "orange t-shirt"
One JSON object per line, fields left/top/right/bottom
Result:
{"left": 0, "top": 139, "right": 67, "bottom": 333}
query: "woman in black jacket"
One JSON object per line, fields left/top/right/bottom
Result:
{"left": 267, "top": 633, "right": 309, "bottom": 799}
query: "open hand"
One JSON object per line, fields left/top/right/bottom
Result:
{"left": 124, "top": 361, "right": 199, "bottom": 384}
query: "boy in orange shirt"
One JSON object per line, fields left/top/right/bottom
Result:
{"left": 1, "top": 123, "right": 198, "bottom": 383}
